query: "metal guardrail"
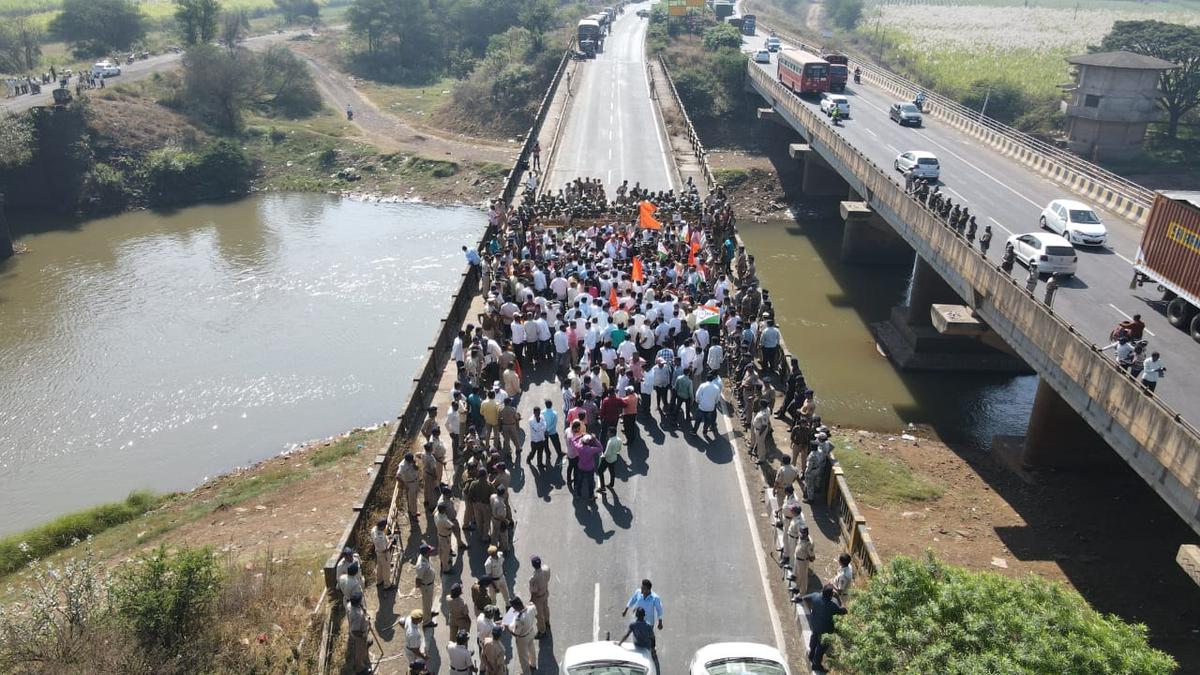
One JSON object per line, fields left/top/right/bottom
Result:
{"left": 748, "top": 62, "right": 1200, "bottom": 532}
{"left": 314, "top": 41, "right": 577, "bottom": 675}
{"left": 656, "top": 54, "right": 718, "bottom": 191}
{"left": 753, "top": 18, "right": 1155, "bottom": 224}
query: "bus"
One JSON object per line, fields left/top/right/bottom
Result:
{"left": 777, "top": 48, "right": 831, "bottom": 96}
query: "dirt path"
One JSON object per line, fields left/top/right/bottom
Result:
{"left": 297, "top": 51, "right": 518, "bottom": 166}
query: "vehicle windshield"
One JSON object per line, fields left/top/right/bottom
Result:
{"left": 705, "top": 657, "right": 788, "bottom": 675}
{"left": 1068, "top": 209, "right": 1101, "bottom": 224}
{"left": 899, "top": 104, "right": 919, "bottom": 113}
{"left": 1046, "top": 246, "right": 1076, "bottom": 257}
{"left": 917, "top": 158, "right": 938, "bottom": 165}
{"left": 566, "top": 662, "right": 648, "bottom": 675}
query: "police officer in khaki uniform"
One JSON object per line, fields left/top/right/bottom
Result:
{"left": 445, "top": 582, "right": 473, "bottom": 640}
{"left": 370, "top": 517, "right": 396, "bottom": 589}
{"left": 467, "top": 467, "right": 495, "bottom": 543}
{"left": 498, "top": 399, "right": 522, "bottom": 459}
{"left": 481, "top": 625, "right": 507, "bottom": 675}
{"left": 773, "top": 456, "right": 800, "bottom": 518}
{"left": 528, "top": 555, "right": 551, "bottom": 639}
{"left": 396, "top": 452, "right": 422, "bottom": 524}
{"left": 438, "top": 484, "right": 469, "bottom": 550}
{"left": 506, "top": 597, "right": 538, "bottom": 674}
{"left": 435, "top": 502, "right": 457, "bottom": 574}
{"left": 421, "top": 441, "right": 441, "bottom": 511}
{"left": 491, "top": 485, "right": 512, "bottom": 552}
{"left": 483, "top": 546, "right": 509, "bottom": 607}
{"left": 414, "top": 543, "right": 439, "bottom": 627}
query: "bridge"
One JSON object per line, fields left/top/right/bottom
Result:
{"left": 739, "top": 29, "right": 1200, "bottom": 536}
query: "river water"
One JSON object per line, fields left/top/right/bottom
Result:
{"left": 739, "top": 211, "right": 1038, "bottom": 449}
{"left": 0, "top": 194, "right": 484, "bottom": 536}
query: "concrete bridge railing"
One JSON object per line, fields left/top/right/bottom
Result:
{"left": 752, "top": 19, "right": 1155, "bottom": 225}
{"left": 655, "top": 53, "right": 717, "bottom": 191}
{"left": 748, "top": 62, "right": 1200, "bottom": 534}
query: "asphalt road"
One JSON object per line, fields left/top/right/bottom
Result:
{"left": 744, "top": 34, "right": 1200, "bottom": 426}
{"left": 1, "top": 31, "right": 303, "bottom": 115}
{"left": 545, "top": 4, "right": 676, "bottom": 196}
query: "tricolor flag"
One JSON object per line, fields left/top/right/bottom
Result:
{"left": 694, "top": 304, "right": 720, "bottom": 326}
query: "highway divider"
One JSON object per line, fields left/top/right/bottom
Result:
{"left": 314, "top": 41, "right": 577, "bottom": 675}
{"left": 748, "top": 61, "right": 1200, "bottom": 536}
{"left": 752, "top": 18, "right": 1155, "bottom": 225}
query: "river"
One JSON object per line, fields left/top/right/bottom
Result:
{"left": 0, "top": 194, "right": 484, "bottom": 536}
{"left": 739, "top": 211, "right": 1038, "bottom": 449}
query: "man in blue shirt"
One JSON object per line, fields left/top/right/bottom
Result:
{"left": 800, "top": 586, "right": 847, "bottom": 672}
{"left": 616, "top": 607, "right": 659, "bottom": 671}
{"left": 542, "top": 399, "right": 562, "bottom": 462}
{"left": 621, "top": 579, "right": 664, "bottom": 630}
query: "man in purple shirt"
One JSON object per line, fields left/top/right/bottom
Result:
{"left": 575, "top": 433, "right": 602, "bottom": 500}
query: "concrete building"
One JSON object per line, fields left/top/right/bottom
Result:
{"left": 1063, "top": 50, "right": 1177, "bottom": 160}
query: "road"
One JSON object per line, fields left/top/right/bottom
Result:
{"left": 743, "top": 33, "right": 1200, "bottom": 426}
{"left": 545, "top": 5, "right": 676, "bottom": 196}
{"left": 0, "top": 32, "right": 303, "bottom": 115}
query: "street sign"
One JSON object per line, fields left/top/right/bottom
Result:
{"left": 667, "top": 0, "right": 686, "bottom": 15}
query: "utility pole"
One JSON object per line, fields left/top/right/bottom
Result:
{"left": 978, "top": 86, "right": 991, "bottom": 122}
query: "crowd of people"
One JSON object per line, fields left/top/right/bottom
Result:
{"left": 2, "top": 66, "right": 110, "bottom": 99}
{"left": 335, "top": 174, "right": 852, "bottom": 674}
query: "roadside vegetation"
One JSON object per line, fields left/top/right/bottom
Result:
{"left": 833, "top": 441, "right": 944, "bottom": 504}
{"left": 651, "top": 5, "right": 748, "bottom": 123}
{"left": 832, "top": 552, "right": 1177, "bottom": 673}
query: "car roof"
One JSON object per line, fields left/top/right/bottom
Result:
{"left": 564, "top": 641, "right": 654, "bottom": 672}
{"left": 1050, "top": 199, "right": 1094, "bottom": 211}
{"left": 1022, "top": 232, "right": 1073, "bottom": 246}
{"left": 904, "top": 150, "right": 937, "bottom": 159}
{"left": 692, "top": 643, "right": 789, "bottom": 672}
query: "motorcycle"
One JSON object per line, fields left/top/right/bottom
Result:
{"left": 853, "top": 68, "right": 861, "bottom": 84}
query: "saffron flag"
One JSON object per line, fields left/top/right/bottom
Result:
{"left": 638, "top": 201, "right": 662, "bottom": 230}
{"left": 688, "top": 240, "right": 701, "bottom": 267}
{"left": 631, "top": 256, "right": 644, "bottom": 283}
{"left": 609, "top": 286, "right": 618, "bottom": 311}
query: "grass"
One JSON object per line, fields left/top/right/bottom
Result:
{"left": 475, "top": 161, "right": 510, "bottom": 180}
{"left": 404, "top": 156, "right": 458, "bottom": 178}
{"left": 835, "top": 440, "right": 945, "bottom": 506}
{"left": 713, "top": 167, "right": 752, "bottom": 188}
{"left": 0, "top": 491, "right": 169, "bottom": 577}
{"left": 356, "top": 76, "right": 459, "bottom": 126}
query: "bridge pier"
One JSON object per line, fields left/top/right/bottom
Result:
{"left": 796, "top": 147, "right": 847, "bottom": 197}
{"left": 839, "top": 200, "right": 911, "bottom": 264}
{"left": 0, "top": 194, "right": 12, "bottom": 261}
{"left": 993, "top": 378, "right": 1115, "bottom": 472}
{"left": 871, "top": 256, "right": 1033, "bottom": 372}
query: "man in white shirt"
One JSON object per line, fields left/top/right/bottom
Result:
{"left": 527, "top": 406, "right": 549, "bottom": 466}
{"left": 1141, "top": 351, "right": 1166, "bottom": 392}
{"left": 693, "top": 373, "right": 722, "bottom": 437}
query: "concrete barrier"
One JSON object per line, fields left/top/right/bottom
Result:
{"left": 657, "top": 54, "right": 717, "bottom": 191}
{"left": 749, "top": 62, "right": 1200, "bottom": 535}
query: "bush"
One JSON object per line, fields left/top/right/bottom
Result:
{"left": 961, "top": 78, "right": 1027, "bottom": 126}
{"left": 0, "top": 491, "right": 163, "bottom": 578}
{"left": 827, "top": 0, "right": 864, "bottom": 30}
{"left": 84, "top": 161, "right": 130, "bottom": 213}
{"left": 139, "top": 140, "right": 251, "bottom": 207}
{"left": 703, "top": 23, "right": 743, "bottom": 51}
{"left": 110, "top": 546, "right": 221, "bottom": 652}
{"left": 832, "top": 553, "right": 1178, "bottom": 674}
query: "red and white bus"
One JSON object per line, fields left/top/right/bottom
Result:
{"left": 777, "top": 48, "right": 831, "bottom": 95}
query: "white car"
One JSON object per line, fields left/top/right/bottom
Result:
{"left": 91, "top": 61, "right": 121, "bottom": 78}
{"left": 754, "top": 49, "right": 771, "bottom": 64}
{"left": 689, "top": 642, "right": 790, "bottom": 675}
{"left": 564, "top": 641, "right": 656, "bottom": 675}
{"left": 1040, "top": 199, "right": 1107, "bottom": 247}
{"left": 820, "top": 93, "right": 849, "bottom": 118}
{"left": 894, "top": 150, "right": 939, "bottom": 180}
{"left": 1005, "top": 232, "right": 1078, "bottom": 276}
{"left": 765, "top": 36, "right": 781, "bottom": 52}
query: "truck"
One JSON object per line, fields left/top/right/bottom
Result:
{"left": 1132, "top": 191, "right": 1200, "bottom": 342}
{"left": 741, "top": 13, "right": 756, "bottom": 35}
{"left": 727, "top": 16, "right": 743, "bottom": 31}
{"left": 713, "top": 1, "right": 735, "bottom": 20}
{"left": 577, "top": 18, "right": 601, "bottom": 57}
{"left": 821, "top": 52, "right": 849, "bottom": 92}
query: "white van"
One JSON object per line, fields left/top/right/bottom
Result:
{"left": 91, "top": 61, "right": 122, "bottom": 78}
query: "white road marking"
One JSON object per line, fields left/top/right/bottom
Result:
{"left": 885, "top": 143, "right": 899, "bottom": 153}
{"left": 1108, "top": 304, "right": 1155, "bottom": 336}
{"left": 865, "top": 128, "right": 877, "bottom": 137}
{"left": 593, "top": 582, "right": 601, "bottom": 642}
{"left": 944, "top": 186, "right": 967, "bottom": 203}
{"left": 645, "top": 61, "right": 676, "bottom": 190}
{"left": 721, "top": 405, "right": 790, "bottom": 660}
{"left": 987, "top": 217, "right": 1014, "bottom": 236}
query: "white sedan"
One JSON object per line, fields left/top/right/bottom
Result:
{"left": 565, "top": 641, "right": 656, "bottom": 675}
{"left": 689, "top": 642, "right": 790, "bottom": 675}
{"left": 894, "top": 150, "right": 940, "bottom": 180}
{"left": 753, "top": 49, "right": 771, "bottom": 63}
{"left": 1005, "top": 232, "right": 1078, "bottom": 276}
{"left": 819, "top": 93, "right": 849, "bottom": 118}
{"left": 1039, "top": 198, "right": 1108, "bottom": 246}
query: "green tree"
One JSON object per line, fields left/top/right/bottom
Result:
{"left": 110, "top": 546, "right": 220, "bottom": 652}
{"left": 50, "top": 0, "right": 146, "bottom": 57}
{"left": 182, "top": 44, "right": 258, "bottom": 130}
{"left": 0, "top": 18, "right": 43, "bottom": 72}
{"left": 221, "top": 10, "right": 249, "bottom": 51}
{"left": 702, "top": 23, "right": 742, "bottom": 51}
{"left": 1097, "top": 20, "right": 1200, "bottom": 139}
{"left": 962, "top": 78, "right": 1026, "bottom": 125}
{"left": 827, "top": 0, "right": 863, "bottom": 30}
{"left": 346, "top": 0, "right": 443, "bottom": 82}
{"left": 0, "top": 114, "right": 34, "bottom": 171}
{"left": 173, "top": 0, "right": 219, "bottom": 46}
{"left": 831, "top": 553, "right": 1177, "bottom": 674}
{"left": 254, "top": 44, "right": 322, "bottom": 116}
{"left": 273, "top": 0, "right": 320, "bottom": 24}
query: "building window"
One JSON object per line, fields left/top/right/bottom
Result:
{"left": 1084, "top": 94, "right": 1101, "bottom": 108}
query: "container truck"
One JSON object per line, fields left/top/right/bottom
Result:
{"left": 713, "top": 1, "right": 735, "bottom": 19}
{"left": 741, "top": 13, "right": 756, "bottom": 35}
{"left": 821, "top": 52, "right": 849, "bottom": 92}
{"left": 1132, "top": 191, "right": 1200, "bottom": 341}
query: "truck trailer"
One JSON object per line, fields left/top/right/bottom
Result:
{"left": 1133, "top": 191, "right": 1200, "bottom": 341}
{"left": 741, "top": 13, "right": 756, "bottom": 35}
{"left": 821, "top": 52, "right": 849, "bottom": 92}
{"left": 713, "top": 1, "right": 735, "bottom": 20}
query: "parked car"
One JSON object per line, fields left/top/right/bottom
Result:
{"left": 564, "top": 641, "right": 655, "bottom": 675}
{"left": 894, "top": 150, "right": 939, "bottom": 180}
{"left": 1039, "top": 198, "right": 1107, "bottom": 247}
{"left": 819, "top": 93, "right": 850, "bottom": 117}
{"left": 888, "top": 101, "right": 923, "bottom": 127}
{"left": 765, "top": 36, "right": 782, "bottom": 52}
{"left": 753, "top": 49, "right": 771, "bottom": 64}
{"left": 689, "top": 643, "right": 790, "bottom": 675}
{"left": 90, "top": 61, "right": 121, "bottom": 78}
{"left": 1006, "top": 232, "right": 1078, "bottom": 276}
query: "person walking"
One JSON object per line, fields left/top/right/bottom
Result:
{"left": 1141, "top": 352, "right": 1166, "bottom": 393}
{"left": 693, "top": 373, "right": 722, "bottom": 437}
{"left": 598, "top": 431, "right": 621, "bottom": 493}
{"left": 575, "top": 433, "right": 602, "bottom": 500}
{"left": 506, "top": 597, "right": 539, "bottom": 674}
{"left": 622, "top": 579, "right": 664, "bottom": 631}
{"left": 621, "top": 386, "right": 640, "bottom": 443}
{"left": 397, "top": 453, "right": 422, "bottom": 525}
{"left": 543, "top": 399, "right": 563, "bottom": 462}
{"left": 345, "top": 592, "right": 372, "bottom": 675}
{"left": 446, "top": 582, "right": 473, "bottom": 640}
{"left": 527, "top": 406, "right": 549, "bottom": 466}
{"left": 532, "top": 140, "right": 542, "bottom": 171}
{"left": 435, "top": 503, "right": 457, "bottom": 574}
{"left": 415, "top": 543, "right": 439, "bottom": 626}
{"left": 800, "top": 586, "right": 847, "bottom": 672}
{"left": 447, "top": 629, "right": 476, "bottom": 675}
{"left": 529, "top": 555, "right": 552, "bottom": 639}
